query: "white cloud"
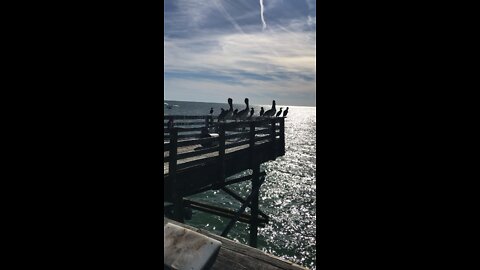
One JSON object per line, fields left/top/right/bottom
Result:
{"left": 165, "top": 28, "right": 316, "bottom": 79}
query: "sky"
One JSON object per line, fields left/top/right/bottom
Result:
{"left": 164, "top": 0, "right": 316, "bottom": 107}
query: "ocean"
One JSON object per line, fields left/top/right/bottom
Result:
{"left": 164, "top": 100, "right": 317, "bottom": 270}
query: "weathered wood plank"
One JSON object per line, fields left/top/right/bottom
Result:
{"left": 164, "top": 218, "right": 308, "bottom": 270}
{"left": 163, "top": 142, "right": 262, "bottom": 175}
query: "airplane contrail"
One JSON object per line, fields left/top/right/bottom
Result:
{"left": 260, "top": 0, "right": 267, "bottom": 30}
{"left": 213, "top": 0, "right": 245, "bottom": 34}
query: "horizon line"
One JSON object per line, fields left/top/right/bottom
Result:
{"left": 164, "top": 98, "right": 316, "bottom": 108}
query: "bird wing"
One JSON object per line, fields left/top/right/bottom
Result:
{"left": 264, "top": 108, "right": 276, "bottom": 116}
{"left": 237, "top": 109, "right": 248, "bottom": 119}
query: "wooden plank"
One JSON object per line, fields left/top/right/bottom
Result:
{"left": 164, "top": 142, "right": 282, "bottom": 200}
{"left": 164, "top": 142, "right": 252, "bottom": 174}
{"left": 184, "top": 199, "right": 267, "bottom": 226}
{"left": 163, "top": 140, "right": 278, "bottom": 175}
{"left": 164, "top": 218, "right": 308, "bottom": 270}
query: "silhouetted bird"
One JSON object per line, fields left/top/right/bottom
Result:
{"left": 263, "top": 100, "right": 276, "bottom": 117}
{"left": 276, "top": 108, "right": 283, "bottom": 117}
{"left": 210, "top": 108, "right": 214, "bottom": 115}
{"left": 224, "top": 98, "right": 234, "bottom": 119}
{"left": 236, "top": 98, "right": 250, "bottom": 120}
{"left": 249, "top": 107, "right": 254, "bottom": 118}
{"left": 283, "top": 107, "right": 289, "bottom": 117}
{"left": 218, "top": 108, "right": 227, "bottom": 122}
{"left": 259, "top": 107, "right": 265, "bottom": 117}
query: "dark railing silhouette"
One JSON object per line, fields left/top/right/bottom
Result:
{"left": 164, "top": 115, "right": 285, "bottom": 172}
{"left": 163, "top": 114, "right": 285, "bottom": 248}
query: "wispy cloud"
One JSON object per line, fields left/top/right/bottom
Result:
{"left": 212, "top": 0, "right": 245, "bottom": 34}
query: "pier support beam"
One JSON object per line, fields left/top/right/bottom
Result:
{"left": 169, "top": 128, "right": 184, "bottom": 223}
{"left": 249, "top": 165, "right": 261, "bottom": 248}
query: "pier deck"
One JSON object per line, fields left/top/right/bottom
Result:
{"left": 163, "top": 143, "right": 251, "bottom": 175}
{"left": 164, "top": 217, "right": 307, "bottom": 270}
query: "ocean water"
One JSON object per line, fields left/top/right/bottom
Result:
{"left": 164, "top": 100, "right": 317, "bottom": 270}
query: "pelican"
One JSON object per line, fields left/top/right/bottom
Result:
{"left": 218, "top": 108, "right": 227, "bottom": 122}
{"left": 263, "top": 100, "right": 276, "bottom": 117}
{"left": 232, "top": 109, "right": 239, "bottom": 120}
{"left": 236, "top": 98, "right": 250, "bottom": 120}
{"left": 224, "top": 98, "right": 234, "bottom": 119}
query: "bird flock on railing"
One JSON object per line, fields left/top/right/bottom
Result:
{"left": 215, "top": 98, "right": 288, "bottom": 122}
{"left": 165, "top": 98, "right": 289, "bottom": 130}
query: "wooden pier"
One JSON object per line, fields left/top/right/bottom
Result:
{"left": 164, "top": 115, "right": 285, "bottom": 248}
{"left": 164, "top": 217, "right": 308, "bottom": 270}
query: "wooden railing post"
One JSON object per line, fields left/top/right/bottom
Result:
{"left": 270, "top": 119, "right": 277, "bottom": 159}
{"left": 249, "top": 121, "right": 256, "bottom": 166}
{"left": 214, "top": 124, "right": 226, "bottom": 189}
{"left": 249, "top": 164, "right": 260, "bottom": 248}
{"left": 169, "top": 128, "right": 183, "bottom": 222}
{"left": 245, "top": 120, "right": 262, "bottom": 246}
{"left": 169, "top": 128, "right": 178, "bottom": 175}
{"left": 279, "top": 117, "right": 285, "bottom": 155}
{"left": 205, "top": 116, "right": 211, "bottom": 129}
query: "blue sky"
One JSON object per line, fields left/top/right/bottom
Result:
{"left": 164, "top": 0, "right": 316, "bottom": 106}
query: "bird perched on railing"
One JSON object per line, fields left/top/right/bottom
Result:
{"left": 218, "top": 108, "right": 227, "bottom": 122}
{"left": 224, "top": 98, "right": 234, "bottom": 119}
{"left": 276, "top": 108, "right": 283, "bottom": 117}
{"left": 259, "top": 107, "right": 264, "bottom": 117}
{"left": 218, "top": 98, "right": 233, "bottom": 122}
{"left": 248, "top": 107, "right": 255, "bottom": 119}
{"left": 232, "top": 109, "right": 239, "bottom": 120}
{"left": 236, "top": 98, "right": 250, "bottom": 120}
{"left": 209, "top": 108, "right": 213, "bottom": 115}
{"left": 263, "top": 100, "right": 276, "bottom": 117}
{"left": 283, "top": 107, "right": 289, "bottom": 117}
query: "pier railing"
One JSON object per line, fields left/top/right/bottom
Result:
{"left": 164, "top": 115, "right": 285, "bottom": 173}
{"left": 163, "top": 115, "right": 286, "bottom": 247}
